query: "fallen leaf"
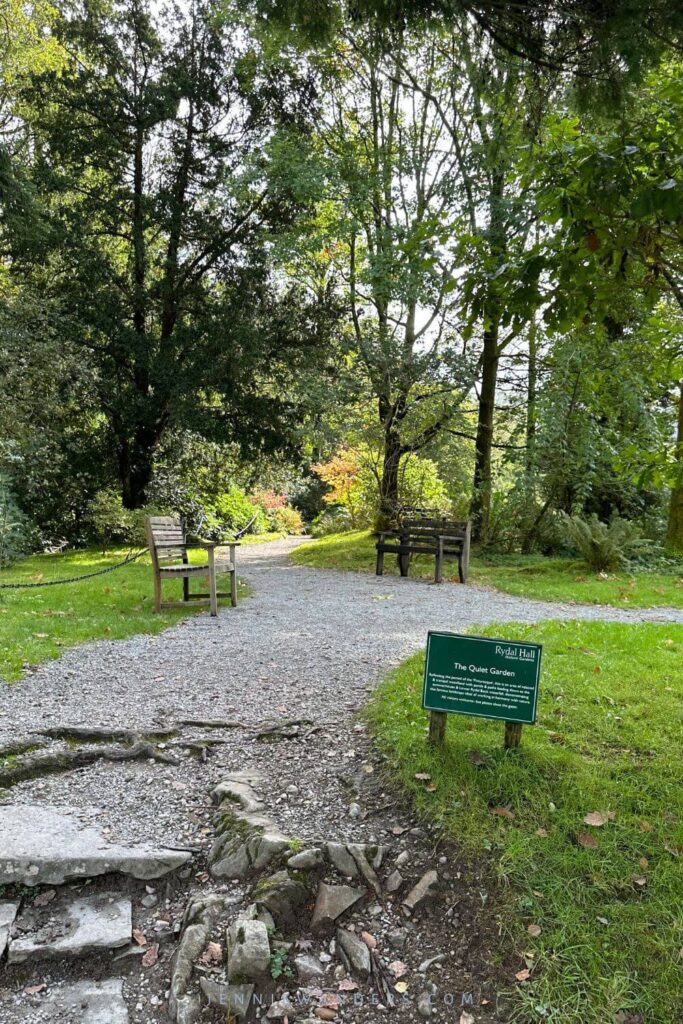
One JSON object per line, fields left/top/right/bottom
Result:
{"left": 33, "top": 890, "right": 56, "bottom": 908}
{"left": 388, "top": 960, "right": 408, "bottom": 978}
{"left": 467, "top": 749, "right": 485, "bottom": 766}
{"left": 315, "top": 1010, "right": 337, "bottom": 1022}
{"left": 632, "top": 875, "right": 647, "bottom": 888}
{"left": 414, "top": 773, "right": 431, "bottom": 782}
{"left": 535, "top": 828, "right": 548, "bottom": 838}
{"left": 132, "top": 928, "right": 147, "bottom": 946}
{"left": 460, "top": 1013, "right": 476, "bottom": 1024}
{"left": 597, "top": 916, "right": 609, "bottom": 925}
{"left": 638, "top": 857, "right": 649, "bottom": 871}
{"left": 527, "top": 924, "right": 541, "bottom": 938}
{"left": 426, "top": 783, "right": 438, "bottom": 793}
{"left": 391, "top": 826, "right": 407, "bottom": 836}
{"left": 338, "top": 979, "right": 358, "bottom": 992}
{"left": 361, "top": 931, "right": 377, "bottom": 949}
{"left": 639, "top": 820, "right": 653, "bottom": 832}
{"left": 515, "top": 968, "right": 531, "bottom": 982}
{"left": 296, "top": 938, "right": 313, "bottom": 951}
{"left": 577, "top": 832, "right": 598, "bottom": 849}
{"left": 491, "top": 806, "right": 515, "bottom": 820}
{"left": 23, "top": 985, "right": 46, "bottom": 996}
{"left": 199, "top": 941, "right": 222, "bottom": 964}
{"left": 142, "top": 943, "right": 159, "bottom": 967}
{"left": 395, "top": 981, "right": 408, "bottom": 994}
{"left": 593, "top": 665, "right": 602, "bottom": 674}
{"left": 583, "top": 811, "right": 609, "bottom": 827}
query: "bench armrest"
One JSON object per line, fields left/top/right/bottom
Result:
{"left": 187, "top": 538, "right": 217, "bottom": 550}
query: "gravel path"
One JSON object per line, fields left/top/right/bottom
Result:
{"left": 2, "top": 537, "right": 681, "bottom": 745}
{"left": 1, "top": 539, "right": 681, "bottom": 1024}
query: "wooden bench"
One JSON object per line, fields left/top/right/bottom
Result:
{"left": 145, "top": 516, "right": 238, "bottom": 616}
{"left": 375, "top": 516, "right": 471, "bottom": 584}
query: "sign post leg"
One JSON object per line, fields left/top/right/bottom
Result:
{"left": 429, "top": 711, "right": 447, "bottom": 747}
{"left": 504, "top": 722, "right": 522, "bottom": 749}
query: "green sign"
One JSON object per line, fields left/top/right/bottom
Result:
{"left": 423, "top": 632, "right": 542, "bottom": 725}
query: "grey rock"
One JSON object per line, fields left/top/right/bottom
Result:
{"left": 295, "top": 952, "right": 326, "bottom": 982}
{"left": 141, "top": 893, "right": 157, "bottom": 908}
{"left": 336, "top": 927, "right": 371, "bottom": 980}
{"left": 349, "top": 802, "right": 361, "bottom": 819}
{"left": 210, "top": 773, "right": 289, "bottom": 879}
{"left": 227, "top": 919, "right": 271, "bottom": 981}
{"left": 387, "top": 927, "right": 408, "bottom": 949}
{"left": 38, "top": 979, "right": 129, "bottom": 1023}
{"left": 417, "top": 991, "right": 433, "bottom": 1018}
{"left": 8, "top": 892, "right": 131, "bottom": 963}
{"left": 288, "top": 847, "right": 324, "bottom": 870}
{"left": 418, "top": 953, "right": 446, "bottom": 972}
{"left": 175, "top": 993, "right": 202, "bottom": 1024}
{"left": 255, "top": 870, "right": 310, "bottom": 929}
{"left": 0, "top": 900, "right": 20, "bottom": 957}
{"left": 402, "top": 870, "right": 439, "bottom": 914}
{"left": 169, "top": 894, "right": 237, "bottom": 1022}
{"left": 347, "top": 843, "right": 382, "bottom": 896}
{"left": 395, "top": 850, "right": 410, "bottom": 868}
{"left": 266, "top": 994, "right": 296, "bottom": 1018}
{"left": 326, "top": 842, "right": 358, "bottom": 878}
{"left": 0, "top": 805, "right": 191, "bottom": 886}
{"left": 311, "top": 883, "right": 364, "bottom": 933}
{"left": 200, "top": 978, "right": 254, "bottom": 1016}
{"left": 385, "top": 870, "right": 404, "bottom": 893}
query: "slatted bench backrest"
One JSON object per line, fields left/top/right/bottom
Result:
{"left": 400, "top": 517, "right": 469, "bottom": 543}
{"left": 145, "top": 516, "right": 186, "bottom": 568}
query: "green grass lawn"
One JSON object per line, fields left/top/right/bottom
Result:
{"left": 368, "top": 620, "right": 683, "bottom": 1024}
{"left": 291, "top": 530, "right": 683, "bottom": 608}
{"left": 0, "top": 545, "right": 250, "bottom": 682}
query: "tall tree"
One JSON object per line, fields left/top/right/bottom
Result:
{"left": 16, "top": 0, "right": 324, "bottom": 507}
{"left": 321, "top": 28, "right": 478, "bottom": 520}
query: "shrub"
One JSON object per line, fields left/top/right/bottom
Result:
{"left": 271, "top": 506, "right": 305, "bottom": 535}
{"left": 87, "top": 488, "right": 137, "bottom": 553}
{"left": 560, "top": 513, "right": 648, "bottom": 571}
{"left": 0, "top": 475, "right": 30, "bottom": 566}
{"left": 310, "top": 507, "right": 355, "bottom": 537}
{"left": 214, "top": 488, "right": 267, "bottom": 535}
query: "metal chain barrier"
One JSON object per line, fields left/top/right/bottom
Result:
{"left": 0, "top": 548, "right": 149, "bottom": 590}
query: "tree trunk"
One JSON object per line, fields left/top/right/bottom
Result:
{"left": 379, "top": 429, "right": 402, "bottom": 525}
{"left": 666, "top": 379, "right": 683, "bottom": 552}
{"left": 119, "top": 424, "right": 158, "bottom": 509}
{"left": 470, "top": 320, "right": 499, "bottom": 543}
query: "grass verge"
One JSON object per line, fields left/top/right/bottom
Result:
{"left": 368, "top": 620, "right": 683, "bottom": 1024}
{"left": 0, "top": 545, "right": 250, "bottom": 682}
{"left": 291, "top": 530, "right": 683, "bottom": 608}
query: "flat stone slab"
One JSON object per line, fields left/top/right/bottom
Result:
{"left": 8, "top": 892, "right": 131, "bottom": 963}
{"left": 37, "top": 979, "right": 129, "bottom": 1023}
{"left": 0, "top": 805, "right": 192, "bottom": 885}
{"left": 0, "top": 900, "right": 20, "bottom": 957}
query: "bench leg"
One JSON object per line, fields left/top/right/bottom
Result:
{"left": 153, "top": 571, "right": 162, "bottom": 613}
{"left": 458, "top": 554, "right": 465, "bottom": 585}
{"left": 230, "top": 567, "right": 237, "bottom": 607}
{"left": 399, "top": 553, "right": 410, "bottom": 577}
{"left": 207, "top": 548, "right": 218, "bottom": 617}
{"left": 435, "top": 539, "right": 444, "bottom": 584}
{"left": 376, "top": 548, "right": 384, "bottom": 576}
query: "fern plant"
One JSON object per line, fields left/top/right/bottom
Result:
{"left": 560, "top": 513, "right": 647, "bottom": 571}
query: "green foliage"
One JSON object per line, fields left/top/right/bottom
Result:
{"left": 270, "top": 506, "right": 304, "bottom": 535}
{"left": 87, "top": 489, "right": 138, "bottom": 554}
{"left": 213, "top": 490, "right": 267, "bottom": 537}
{"left": 560, "top": 513, "right": 647, "bottom": 571}
{"left": 368, "top": 620, "right": 683, "bottom": 1024}
{"left": 310, "top": 507, "right": 355, "bottom": 537}
{"left": 0, "top": 474, "right": 29, "bottom": 566}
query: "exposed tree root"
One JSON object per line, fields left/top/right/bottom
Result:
{"left": 40, "top": 725, "right": 178, "bottom": 744}
{"left": 0, "top": 740, "right": 178, "bottom": 787}
{"left": 175, "top": 718, "right": 246, "bottom": 730}
{"left": 252, "top": 718, "right": 313, "bottom": 739}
